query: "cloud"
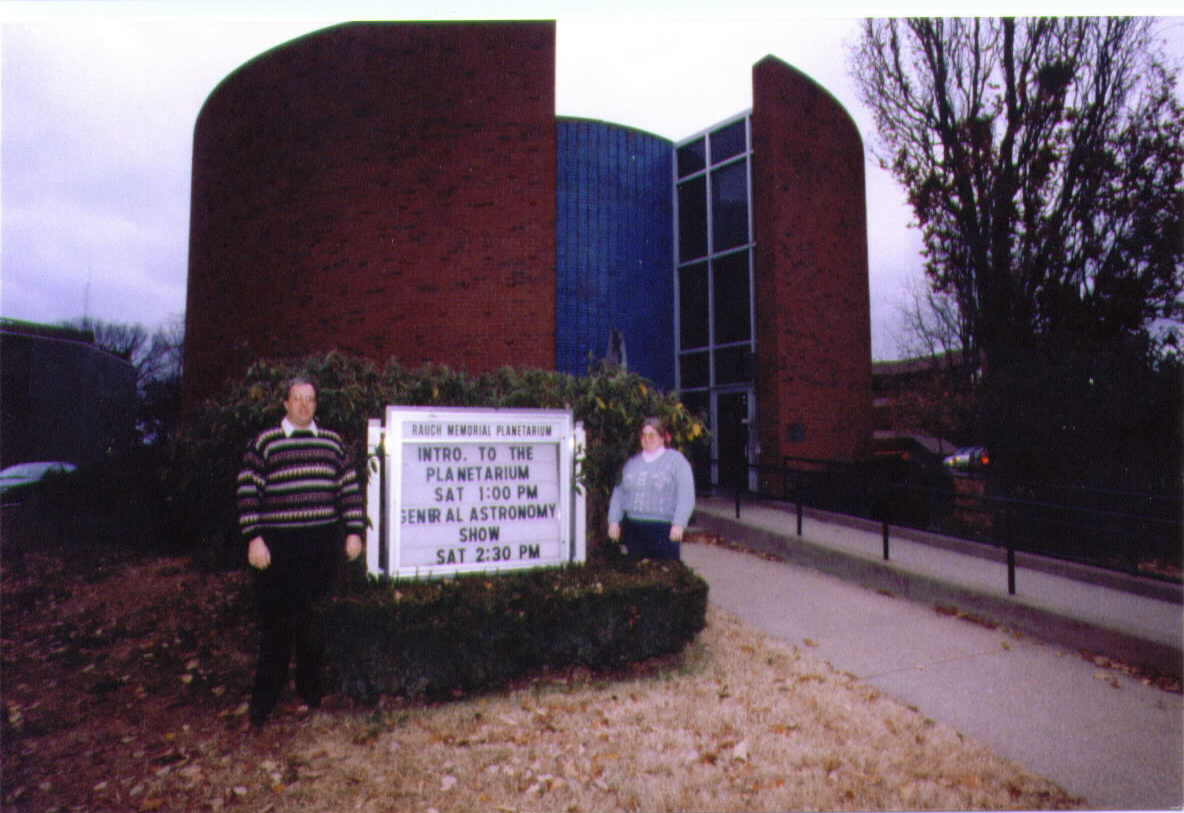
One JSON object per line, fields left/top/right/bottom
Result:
{"left": 27, "top": 10, "right": 1173, "bottom": 359}
{"left": 557, "top": 15, "right": 865, "bottom": 140}
{"left": 1, "top": 13, "right": 921, "bottom": 358}
{"left": 1, "top": 19, "right": 328, "bottom": 328}
{"left": 555, "top": 14, "right": 924, "bottom": 359}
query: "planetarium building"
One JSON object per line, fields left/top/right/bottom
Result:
{"left": 183, "top": 21, "right": 872, "bottom": 488}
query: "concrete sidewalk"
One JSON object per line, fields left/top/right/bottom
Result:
{"left": 693, "top": 495, "right": 1182, "bottom": 679}
{"left": 683, "top": 495, "right": 1183, "bottom": 810}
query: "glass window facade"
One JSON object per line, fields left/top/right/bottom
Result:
{"left": 678, "top": 262, "right": 709, "bottom": 350}
{"left": 711, "top": 159, "right": 749, "bottom": 252}
{"left": 677, "top": 176, "right": 708, "bottom": 262}
{"left": 555, "top": 119, "right": 675, "bottom": 389}
{"left": 675, "top": 115, "right": 754, "bottom": 395}
{"left": 675, "top": 114, "right": 755, "bottom": 488}
{"left": 677, "top": 138, "right": 706, "bottom": 178}
{"left": 712, "top": 249, "right": 751, "bottom": 344}
{"left": 710, "top": 119, "right": 747, "bottom": 164}
{"left": 555, "top": 113, "right": 757, "bottom": 489}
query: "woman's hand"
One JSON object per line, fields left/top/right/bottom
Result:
{"left": 669, "top": 524, "right": 685, "bottom": 542}
{"left": 608, "top": 522, "right": 622, "bottom": 541}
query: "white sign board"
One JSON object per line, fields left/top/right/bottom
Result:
{"left": 366, "top": 407, "right": 585, "bottom": 577}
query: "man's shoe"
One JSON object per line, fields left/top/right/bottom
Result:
{"left": 248, "top": 705, "right": 270, "bottom": 729}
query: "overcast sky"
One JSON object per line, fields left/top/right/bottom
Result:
{"left": 2, "top": 2, "right": 1181, "bottom": 360}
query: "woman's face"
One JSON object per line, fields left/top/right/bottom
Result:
{"left": 639, "top": 424, "right": 665, "bottom": 454}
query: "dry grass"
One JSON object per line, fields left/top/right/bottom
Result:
{"left": 253, "top": 606, "right": 1078, "bottom": 813}
{"left": 1, "top": 544, "right": 1082, "bottom": 812}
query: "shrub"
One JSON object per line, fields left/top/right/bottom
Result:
{"left": 170, "top": 352, "right": 709, "bottom": 560}
{"left": 3, "top": 446, "right": 176, "bottom": 560}
{"left": 318, "top": 558, "right": 709, "bottom": 702}
{"left": 23, "top": 353, "right": 712, "bottom": 698}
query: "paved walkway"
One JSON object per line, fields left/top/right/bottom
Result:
{"left": 682, "top": 495, "right": 1183, "bottom": 811}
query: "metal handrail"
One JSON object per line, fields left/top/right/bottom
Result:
{"left": 708, "top": 457, "right": 1183, "bottom": 596}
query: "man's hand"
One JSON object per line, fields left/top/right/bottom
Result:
{"left": 669, "top": 524, "right": 685, "bottom": 542}
{"left": 247, "top": 536, "right": 271, "bottom": 569}
{"left": 345, "top": 534, "right": 364, "bottom": 561}
{"left": 608, "top": 522, "right": 622, "bottom": 541}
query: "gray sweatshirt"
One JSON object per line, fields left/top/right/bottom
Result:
{"left": 608, "top": 448, "right": 696, "bottom": 528}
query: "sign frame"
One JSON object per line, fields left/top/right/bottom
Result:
{"left": 366, "top": 406, "right": 585, "bottom": 578}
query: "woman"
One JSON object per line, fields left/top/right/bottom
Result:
{"left": 608, "top": 417, "right": 696, "bottom": 560}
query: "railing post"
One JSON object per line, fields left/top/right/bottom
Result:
{"left": 997, "top": 493, "right": 1016, "bottom": 595}
{"left": 881, "top": 480, "right": 890, "bottom": 560}
{"left": 735, "top": 486, "right": 741, "bottom": 519}
{"left": 796, "top": 501, "right": 803, "bottom": 536}
{"left": 1007, "top": 545, "right": 1016, "bottom": 595}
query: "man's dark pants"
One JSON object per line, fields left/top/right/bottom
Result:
{"left": 249, "top": 525, "right": 337, "bottom": 725}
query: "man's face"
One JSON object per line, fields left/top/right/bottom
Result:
{"left": 284, "top": 383, "right": 317, "bottom": 429}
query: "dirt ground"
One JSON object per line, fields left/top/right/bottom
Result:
{"left": 1, "top": 534, "right": 1088, "bottom": 813}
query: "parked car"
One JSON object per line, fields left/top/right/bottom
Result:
{"left": 942, "top": 446, "right": 989, "bottom": 472}
{"left": 0, "top": 461, "right": 76, "bottom": 504}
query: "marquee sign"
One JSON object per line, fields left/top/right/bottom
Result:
{"left": 365, "top": 407, "right": 585, "bottom": 577}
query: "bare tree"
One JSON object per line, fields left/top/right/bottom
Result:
{"left": 60, "top": 316, "right": 185, "bottom": 444}
{"left": 852, "top": 17, "right": 1184, "bottom": 481}
{"left": 61, "top": 316, "right": 183, "bottom": 386}
{"left": 137, "top": 315, "right": 185, "bottom": 385}
{"left": 892, "top": 275, "right": 964, "bottom": 362}
{"left": 853, "top": 18, "right": 1181, "bottom": 358}
{"left": 62, "top": 317, "right": 148, "bottom": 363}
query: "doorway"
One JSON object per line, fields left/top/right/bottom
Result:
{"left": 715, "top": 389, "right": 752, "bottom": 491}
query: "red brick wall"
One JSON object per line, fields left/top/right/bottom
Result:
{"left": 751, "top": 56, "right": 873, "bottom": 465}
{"left": 184, "top": 22, "right": 557, "bottom": 404}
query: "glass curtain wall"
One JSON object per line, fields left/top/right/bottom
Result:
{"left": 556, "top": 119, "right": 675, "bottom": 389}
{"left": 674, "top": 115, "right": 755, "bottom": 489}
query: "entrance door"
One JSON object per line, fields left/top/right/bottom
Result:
{"left": 716, "top": 390, "right": 751, "bottom": 491}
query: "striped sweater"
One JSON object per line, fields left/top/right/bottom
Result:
{"left": 237, "top": 425, "right": 366, "bottom": 541}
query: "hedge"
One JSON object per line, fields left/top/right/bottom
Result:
{"left": 170, "top": 352, "right": 709, "bottom": 560}
{"left": 318, "top": 558, "right": 710, "bottom": 702}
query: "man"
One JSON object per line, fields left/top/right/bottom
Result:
{"left": 237, "top": 376, "right": 365, "bottom": 727}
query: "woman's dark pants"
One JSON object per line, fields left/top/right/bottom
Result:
{"left": 621, "top": 517, "right": 681, "bottom": 560}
